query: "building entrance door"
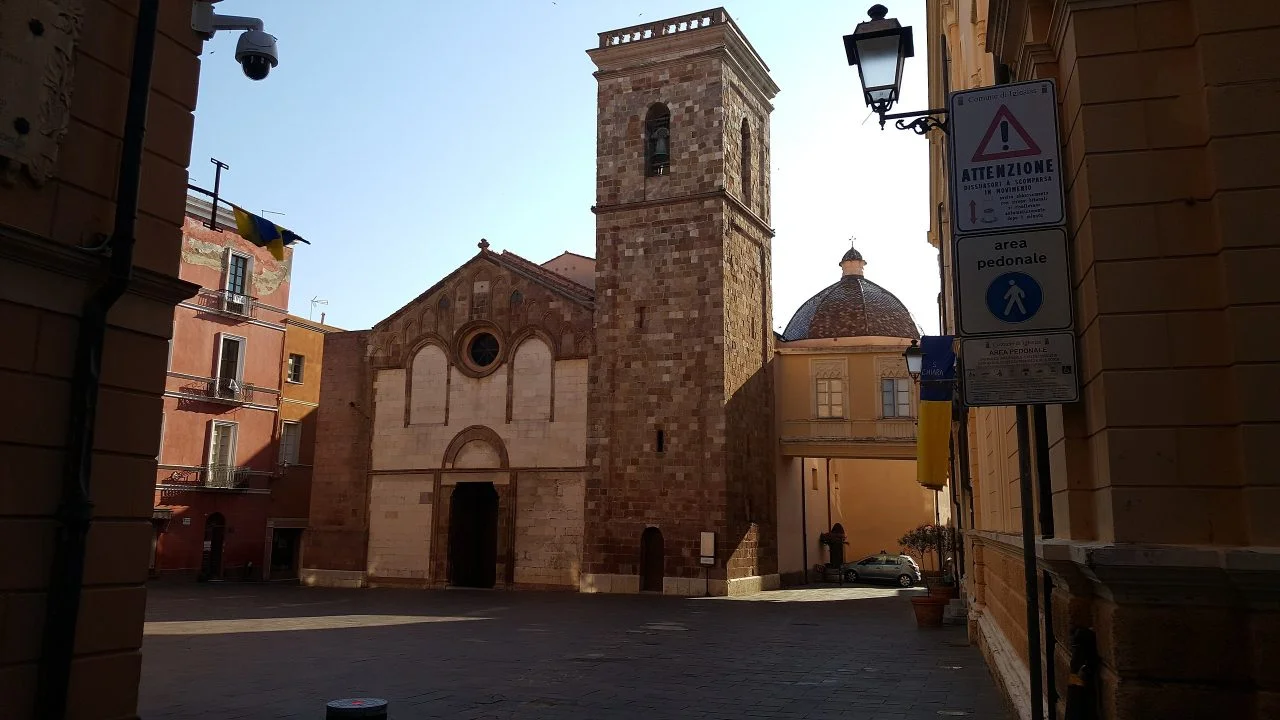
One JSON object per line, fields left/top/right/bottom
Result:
{"left": 640, "top": 527, "right": 664, "bottom": 592}
{"left": 270, "top": 528, "right": 302, "bottom": 579}
{"left": 201, "top": 513, "right": 226, "bottom": 581}
{"left": 448, "top": 482, "right": 498, "bottom": 588}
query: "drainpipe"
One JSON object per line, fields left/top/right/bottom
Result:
{"left": 35, "top": 2, "right": 159, "bottom": 717}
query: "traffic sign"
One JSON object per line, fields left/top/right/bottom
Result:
{"left": 955, "top": 227, "right": 1072, "bottom": 336}
{"left": 961, "top": 332, "right": 1080, "bottom": 406}
{"left": 949, "top": 79, "right": 1064, "bottom": 234}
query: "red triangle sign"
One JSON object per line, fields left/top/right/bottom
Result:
{"left": 971, "top": 105, "right": 1041, "bottom": 162}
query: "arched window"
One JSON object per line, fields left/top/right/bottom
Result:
{"left": 740, "top": 118, "right": 752, "bottom": 204}
{"left": 645, "top": 103, "right": 671, "bottom": 177}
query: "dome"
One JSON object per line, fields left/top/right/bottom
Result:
{"left": 781, "top": 245, "right": 919, "bottom": 341}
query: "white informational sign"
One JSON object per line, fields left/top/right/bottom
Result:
{"left": 699, "top": 531, "right": 715, "bottom": 566}
{"left": 961, "top": 332, "right": 1080, "bottom": 406}
{"left": 949, "top": 79, "right": 1064, "bottom": 234}
{"left": 955, "top": 227, "right": 1073, "bottom": 336}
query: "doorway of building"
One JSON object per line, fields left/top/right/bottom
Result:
{"left": 448, "top": 482, "right": 499, "bottom": 588}
{"left": 828, "top": 522, "right": 847, "bottom": 568}
{"left": 270, "top": 528, "right": 302, "bottom": 580}
{"left": 200, "top": 513, "right": 226, "bottom": 581}
{"left": 640, "top": 526, "right": 664, "bottom": 592}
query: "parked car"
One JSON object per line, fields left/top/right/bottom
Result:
{"left": 842, "top": 554, "right": 921, "bottom": 587}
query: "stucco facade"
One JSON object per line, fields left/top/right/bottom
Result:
{"left": 0, "top": 2, "right": 204, "bottom": 717}
{"left": 925, "top": 1, "right": 1280, "bottom": 719}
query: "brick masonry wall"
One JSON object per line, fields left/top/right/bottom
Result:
{"left": 302, "top": 331, "right": 372, "bottom": 574}
{"left": 585, "top": 26, "right": 779, "bottom": 586}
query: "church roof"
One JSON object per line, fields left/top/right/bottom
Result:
{"left": 781, "top": 246, "right": 919, "bottom": 342}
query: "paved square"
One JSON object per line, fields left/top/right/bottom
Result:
{"left": 140, "top": 583, "right": 1011, "bottom": 719}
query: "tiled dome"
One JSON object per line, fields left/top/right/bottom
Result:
{"left": 781, "top": 245, "right": 919, "bottom": 341}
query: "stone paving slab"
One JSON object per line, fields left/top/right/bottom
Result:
{"left": 139, "top": 583, "right": 1011, "bottom": 719}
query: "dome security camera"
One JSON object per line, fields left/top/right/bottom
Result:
{"left": 192, "top": 1, "right": 279, "bottom": 81}
{"left": 235, "top": 29, "right": 278, "bottom": 81}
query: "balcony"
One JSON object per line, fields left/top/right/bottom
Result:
{"left": 779, "top": 418, "right": 917, "bottom": 461}
{"left": 175, "top": 377, "right": 265, "bottom": 406}
{"left": 160, "top": 464, "right": 255, "bottom": 490}
{"left": 195, "top": 288, "right": 258, "bottom": 319}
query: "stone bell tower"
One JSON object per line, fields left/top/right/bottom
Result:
{"left": 582, "top": 9, "right": 780, "bottom": 595}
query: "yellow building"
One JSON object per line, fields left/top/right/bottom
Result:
{"left": 921, "top": 1, "right": 1280, "bottom": 719}
{"left": 774, "top": 245, "right": 946, "bottom": 583}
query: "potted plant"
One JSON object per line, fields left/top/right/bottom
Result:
{"left": 910, "top": 595, "right": 948, "bottom": 627}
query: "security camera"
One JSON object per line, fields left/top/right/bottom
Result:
{"left": 235, "top": 29, "right": 278, "bottom": 80}
{"left": 192, "top": 1, "right": 278, "bottom": 81}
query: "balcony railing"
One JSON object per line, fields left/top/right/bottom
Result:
{"left": 780, "top": 418, "right": 917, "bottom": 442}
{"left": 196, "top": 288, "right": 258, "bottom": 318}
{"left": 204, "top": 464, "right": 252, "bottom": 489}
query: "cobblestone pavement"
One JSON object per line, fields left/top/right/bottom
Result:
{"left": 139, "top": 583, "right": 1011, "bottom": 719}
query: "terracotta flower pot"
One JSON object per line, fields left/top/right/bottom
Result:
{"left": 929, "top": 583, "right": 960, "bottom": 600}
{"left": 910, "top": 596, "right": 947, "bottom": 628}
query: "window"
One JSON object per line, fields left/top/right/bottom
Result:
{"left": 882, "top": 378, "right": 912, "bottom": 418}
{"left": 510, "top": 289, "right": 523, "bottom": 307}
{"left": 740, "top": 118, "right": 752, "bottom": 204}
{"left": 279, "top": 421, "right": 301, "bottom": 465}
{"left": 656, "top": 428, "right": 665, "bottom": 453}
{"left": 287, "top": 353, "right": 305, "bottom": 383}
{"left": 216, "top": 335, "right": 245, "bottom": 399}
{"left": 209, "top": 421, "right": 237, "bottom": 467}
{"left": 816, "top": 377, "right": 844, "bottom": 419}
{"left": 467, "top": 332, "right": 500, "bottom": 367}
{"left": 226, "top": 252, "right": 249, "bottom": 296}
{"left": 637, "top": 306, "right": 645, "bottom": 329}
{"left": 645, "top": 104, "right": 671, "bottom": 177}
{"left": 811, "top": 467, "right": 818, "bottom": 491}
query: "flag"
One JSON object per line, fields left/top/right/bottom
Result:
{"left": 915, "top": 335, "right": 956, "bottom": 490}
{"left": 230, "top": 205, "right": 310, "bottom": 261}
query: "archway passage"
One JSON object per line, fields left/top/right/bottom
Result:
{"left": 640, "top": 527, "right": 664, "bottom": 592}
{"left": 448, "top": 482, "right": 499, "bottom": 588}
{"left": 201, "top": 513, "right": 226, "bottom": 581}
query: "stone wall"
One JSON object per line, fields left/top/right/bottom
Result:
{"left": 514, "top": 471, "right": 586, "bottom": 588}
{"left": 301, "top": 331, "right": 372, "bottom": 582}
{"left": 366, "top": 474, "right": 433, "bottom": 581}
{"left": 584, "top": 17, "right": 779, "bottom": 594}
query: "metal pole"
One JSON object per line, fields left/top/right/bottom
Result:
{"left": 1032, "top": 405, "right": 1057, "bottom": 714}
{"left": 1016, "top": 404, "right": 1044, "bottom": 720}
{"left": 208, "top": 158, "right": 229, "bottom": 230}
{"left": 36, "top": 2, "right": 160, "bottom": 717}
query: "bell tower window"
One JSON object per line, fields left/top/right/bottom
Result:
{"left": 645, "top": 104, "right": 671, "bottom": 177}
{"left": 740, "top": 118, "right": 752, "bottom": 204}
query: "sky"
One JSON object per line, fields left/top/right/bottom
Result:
{"left": 190, "top": 0, "right": 938, "bottom": 335}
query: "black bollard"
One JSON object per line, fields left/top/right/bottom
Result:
{"left": 326, "top": 698, "right": 388, "bottom": 719}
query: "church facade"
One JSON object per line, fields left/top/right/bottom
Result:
{"left": 301, "top": 9, "right": 921, "bottom": 595}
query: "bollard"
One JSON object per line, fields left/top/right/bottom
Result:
{"left": 326, "top": 698, "right": 388, "bottom": 719}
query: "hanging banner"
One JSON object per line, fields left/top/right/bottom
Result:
{"left": 916, "top": 335, "right": 955, "bottom": 490}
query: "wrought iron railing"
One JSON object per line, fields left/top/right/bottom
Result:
{"left": 196, "top": 288, "right": 257, "bottom": 318}
{"left": 208, "top": 376, "right": 255, "bottom": 403}
{"left": 780, "top": 419, "right": 917, "bottom": 442}
{"left": 204, "top": 464, "right": 252, "bottom": 489}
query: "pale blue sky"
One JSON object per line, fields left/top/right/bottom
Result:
{"left": 191, "top": 1, "right": 938, "bottom": 334}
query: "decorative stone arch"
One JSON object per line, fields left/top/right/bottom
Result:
{"left": 505, "top": 329, "right": 557, "bottom": 423}
{"left": 403, "top": 333, "right": 452, "bottom": 426}
{"left": 441, "top": 424, "right": 510, "bottom": 469}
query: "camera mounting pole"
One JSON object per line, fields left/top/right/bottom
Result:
{"left": 191, "top": 1, "right": 264, "bottom": 39}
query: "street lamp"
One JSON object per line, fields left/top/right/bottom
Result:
{"left": 903, "top": 339, "right": 923, "bottom": 381}
{"left": 843, "top": 5, "right": 948, "bottom": 134}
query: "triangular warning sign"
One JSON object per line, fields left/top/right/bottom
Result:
{"left": 971, "top": 105, "right": 1041, "bottom": 162}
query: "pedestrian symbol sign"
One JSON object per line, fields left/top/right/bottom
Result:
{"left": 985, "top": 272, "right": 1042, "bottom": 323}
{"left": 954, "top": 227, "right": 1072, "bottom": 336}
{"left": 971, "top": 106, "right": 1041, "bottom": 162}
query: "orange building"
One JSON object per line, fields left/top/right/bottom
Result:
{"left": 152, "top": 194, "right": 294, "bottom": 580}
{"left": 271, "top": 314, "right": 341, "bottom": 579}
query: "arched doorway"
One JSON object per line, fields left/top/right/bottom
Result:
{"left": 201, "top": 513, "right": 226, "bottom": 581}
{"left": 640, "top": 527, "right": 664, "bottom": 592}
{"left": 828, "top": 522, "right": 847, "bottom": 568}
{"left": 448, "top": 482, "right": 499, "bottom": 588}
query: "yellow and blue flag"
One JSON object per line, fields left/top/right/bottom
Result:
{"left": 231, "top": 205, "right": 310, "bottom": 261}
{"left": 916, "top": 336, "right": 956, "bottom": 490}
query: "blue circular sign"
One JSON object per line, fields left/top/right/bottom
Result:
{"left": 985, "top": 272, "right": 1042, "bottom": 323}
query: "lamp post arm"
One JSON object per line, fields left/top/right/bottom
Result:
{"left": 878, "top": 107, "right": 949, "bottom": 134}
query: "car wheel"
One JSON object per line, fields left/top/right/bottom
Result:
{"left": 897, "top": 574, "right": 913, "bottom": 588}
{"left": 844, "top": 569, "right": 859, "bottom": 583}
